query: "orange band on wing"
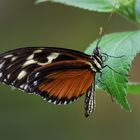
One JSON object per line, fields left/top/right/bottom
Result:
{"left": 38, "top": 69, "right": 94, "bottom": 101}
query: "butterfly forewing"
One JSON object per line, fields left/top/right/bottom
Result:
{"left": 0, "top": 47, "right": 93, "bottom": 103}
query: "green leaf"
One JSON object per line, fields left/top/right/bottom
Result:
{"left": 117, "top": 0, "right": 140, "bottom": 25}
{"left": 35, "top": 0, "right": 140, "bottom": 24}
{"left": 127, "top": 82, "right": 140, "bottom": 94}
{"left": 97, "top": 82, "right": 140, "bottom": 94}
{"left": 135, "top": 0, "right": 140, "bottom": 24}
{"left": 35, "top": 0, "right": 117, "bottom": 12}
{"left": 85, "top": 30, "right": 140, "bottom": 111}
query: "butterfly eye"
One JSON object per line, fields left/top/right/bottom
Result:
{"left": 93, "top": 47, "right": 100, "bottom": 55}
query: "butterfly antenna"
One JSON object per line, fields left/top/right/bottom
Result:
{"left": 96, "top": 27, "right": 103, "bottom": 48}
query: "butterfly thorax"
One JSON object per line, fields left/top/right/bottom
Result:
{"left": 90, "top": 47, "right": 103, "bottom": 72}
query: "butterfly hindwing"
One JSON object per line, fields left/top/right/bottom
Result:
{"left": 27, "top": 60, "right": 93, "bottom": 104}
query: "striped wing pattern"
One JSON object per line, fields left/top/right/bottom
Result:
{"left": 0, "top": 47, "right": 93, "bottom": 105}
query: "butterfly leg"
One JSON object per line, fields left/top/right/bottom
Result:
{"left": 102, "top": 65, "right": 128, "bottom": 76}
{"left": 84, "top": 82, "right": 95, "bottom": 117}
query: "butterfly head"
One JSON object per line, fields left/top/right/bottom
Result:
{"left": 93, "top": 47, "right": 102, "bottom": 58}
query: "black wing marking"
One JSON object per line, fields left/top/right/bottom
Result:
{"left": 0, "top": 47, "right": 90, "bottom": 92}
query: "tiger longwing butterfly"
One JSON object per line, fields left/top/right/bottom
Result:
{"left": 0, "top": 45, "right": 105, "bottom": 117}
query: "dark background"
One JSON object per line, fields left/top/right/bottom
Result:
{"left": 0, "top": 1, "right": 140, "bottom": 140}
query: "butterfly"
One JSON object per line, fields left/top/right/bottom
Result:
{"left": 0, "top": 45, "right": 107, "bottom": 117}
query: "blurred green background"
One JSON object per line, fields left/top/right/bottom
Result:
{"left": 0, "top": 0, "right": 140, "bottom": 140}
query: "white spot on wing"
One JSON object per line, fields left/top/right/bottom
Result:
{"left": 23, "top": 60, "right": 37, "bottom": 67}
{"left": 23, "top": 52, "right": 59, "bottom": 67}
{"left": 48, "top": 53, "right": 59, "bottom": 63}
{"left": 33, "top": 50, "right": 42, "bottom": 53}
{"left": 0, "top": 61, "right": 5, "bottom": 69}
{"left": 0, "top": 72, "right": 2, "bottom": 77}
{"left": 7, "top": 74, "right": 10, "bottom": 79}
{"left": 17, "top": 70, "right": 27, "bottom": 80}
{"left": 24, "top": 85, "right": 28, "bottom": 90}
{"left": 4, "top": 54, "right": 13, "bottom": 58}
{"left": 33, "top": 81, "right": 38, "bottom": 86}
{"left": 11, "top": 56, "right": 17, "bottom": 62}
{"left": 64, "top": 101, "right": 67, "bottom": 105}
{"left": 38, "top": 52, "right": 59, "bottom": 65}
{"left": 7, "top": 64, "right": 13, "bottom": 69}
{"left": 11, "top": 81, "right": 16, "bottom": 86}
{"left": 48, "top": 99, "right": 52, "bottom": 103}
{"left": 53, "top": 101, "right": 57, "bottom": 104}
{"left": 35, "top": 72, "right": 40, "bottom": 77}
{"left": 58, "top": 101, "right": 61, "bottom": 105}
{"left": 20, "top": 84, "right": 25, "bottom": 89}
{"left": 27, "top": 54, "right": 34, "bottom": 60}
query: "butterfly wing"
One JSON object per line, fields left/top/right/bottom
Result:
{"left": 0, "top": 47, "right": 91, "bottom": 94}
{"left": 27, "top": 60, "right": 94, "bottom": 104}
